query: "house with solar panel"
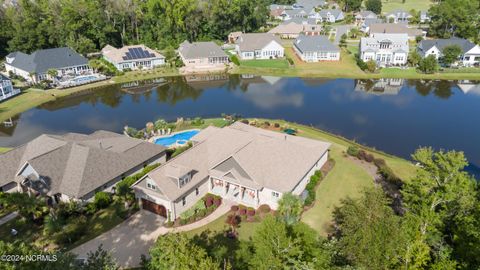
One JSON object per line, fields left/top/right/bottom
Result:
{"left": 101, "top": 45, "right": 166, "bottom": 71}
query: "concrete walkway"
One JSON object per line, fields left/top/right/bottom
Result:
{"left": 72, "top": 201, "right": 233, "bottom": 269}
{"left": 0, "top": 211, "right": 18, "bottom": 226}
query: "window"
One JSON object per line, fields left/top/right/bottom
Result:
{"left": 195, "top": 187, "right": 199, "bottom": 196}
{"left": 182, "top": 197, "right": 186, "bottom": 206}
{"left": 272, "top": 191, "right": 280, "bottom": 198}
{"left": 146, "top": 179, "right": 157, "bottom": 190}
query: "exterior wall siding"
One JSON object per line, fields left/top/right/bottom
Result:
{"left": 171, "top": 178, "right": 209, "bottom": 219}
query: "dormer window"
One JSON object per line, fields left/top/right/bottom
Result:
{"left": 178, "top": 173, "right": 191, "bottom": 188}
{"left": 146, "top": 179, "right": 157, "bottom": 190}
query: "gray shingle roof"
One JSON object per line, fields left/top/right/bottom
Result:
{"left": 178, "top": 41, "right": 227, "bottom": 59}
{"left": 361, "top": 33, "right": 409, "bottom": 53}
{"left": 235, "top": 33, "right": 283, "bottom": 52}
{"left": 140, "top": 122, "right": 330, "bottom": 201}
{"left": 6, "top": 47, "right": 88, "bottom": 74}
{"left": 418, "top": 38, "right": 477, "bottom": 56}
{"left": 0, "top": 131, "right": 166, "bottom": 199}
{"left": 294, "top": 34, "right": 340, "bottom": 53}
{"left": 318, "top": 9, "right": 342, "bottom": 19}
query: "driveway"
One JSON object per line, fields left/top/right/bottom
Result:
{"left": 72, "top": 202, "right": 233, "bottom": 269}
{"left": 72, "top": 211, "right": 166, "bottom": 268}
{"left": 333, "top": 25, "right": 352, "bottom": 45}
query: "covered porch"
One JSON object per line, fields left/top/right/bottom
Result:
{"left": 210, "top": 177, "right": 259, "bottom": 207}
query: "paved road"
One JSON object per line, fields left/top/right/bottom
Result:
{"left": 333, "top": 25, "right": 352, "bottom": 45}
{"left": 72, "top": 202, "right": 233, "bottom": 269}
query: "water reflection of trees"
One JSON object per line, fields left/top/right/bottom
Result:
{"left": 408, "top": 80, "right": 455, "bottom": 99}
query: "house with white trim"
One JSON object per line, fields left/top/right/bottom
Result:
{"left": 178, "top": 41, "right": 229, "bottom": 70}
{"left": 101, "top": 44, "right": 165, "bottom": 71}
{"left": 385, "top": 9, "right": 412, "bottom": 24}
{"left": 5, "top": 47, "right": 91, "bottom": 83}
{"left": 360, "top": 33, "right": 409, "bottom": 66}
{"left": 235, "top": 33, "right": 284, "bottom": 60}
{"left": 132, "top": 122, "right": 330, "bottom": 219}
{"left": 417, "top": 38, "right": 480, "bottom": 67}
{"left": 317, "top": 9, "right": 344, "bottom": 23}
{"left": 0, "top": 131, "right": 166, "bottom": 202}
{"left": 0, "top": 74, "right": 20, "bottom": 102}
{"left": 293, "top": 34, "right": 340, "bottom": 62}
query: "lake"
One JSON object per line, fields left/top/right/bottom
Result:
{"left": 1, "top": 74, "right": 479, "bottom": 176}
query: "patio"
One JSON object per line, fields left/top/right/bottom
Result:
{"left": 211, "top": 178, "right": 258, "bottom": 207}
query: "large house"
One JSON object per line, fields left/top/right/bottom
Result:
{"left": 0, "top": 74, "right": 20, "bottom": 102}
{"left": 235, "top": 33, "right": 284, "bottom": 60}
{"left": 385, "top": 9, "right": 412, "bottom": 24}
{"left": 178, "top": 41, "right": 229, "bottom": 70}
{"left": 368, "top": 23, "right": 424, "bottom": 41}
{"left": 417, "top": 38, "right": 480, "bottom": 67}
{"left": 293, "top": 34, "right": 340, "bottom": 62}
{"left": 132, "top": 122, "right": 330, "bottom": 219}
{"left": 5, "top": 47, "right": 91, "bottom": 83}
{"left": 101, "top": 44, "right": 165, "bottom": 71}
{"left": 355, "top": 10, "right": 377, "bottom": 24}
{"left": 268, "top": 18, "right": 322, "bottom": 38}
{"left": 317, "top": 9, "right": 344, "bottom": 23}
{"left": 0, "top": 131, "right": 167, "bottom": 203}
{"left": 360, "top": 33, "right": 409, "bottom": 66}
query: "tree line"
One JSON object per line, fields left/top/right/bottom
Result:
{"left": 0, "top": 0, "right": 273, "bottom": 56}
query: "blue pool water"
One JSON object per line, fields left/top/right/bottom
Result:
{"left": 74, "top": 75, "right": 98, "bottom": 83}
{"left": 154, "top": 130, "right": 199, "bottom": 146}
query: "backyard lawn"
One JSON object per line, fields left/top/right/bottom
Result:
{"left": 240, "top": 59, "right": 289, "bottom": 69}
{"left": 0, "top": 147, "right": 11, "bottom": 153}
{"left": 381, "top": 0, "right": 433, "bottom": 13}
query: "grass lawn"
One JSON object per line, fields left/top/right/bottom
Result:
{"left": 0, "top": 89, "right": 56, "bottom": 122}
{"left": 381, "top": 0, "right": 433, "bottom": 13}
{"left": 240, "top": 59, "right": 289, "bottom": 69}
{"left": 0, "top": 147, "right": 11, "bottom": 153}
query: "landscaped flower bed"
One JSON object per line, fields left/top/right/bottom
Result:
{"left": 166, "top": 193, "right": 222, "bottom": 227}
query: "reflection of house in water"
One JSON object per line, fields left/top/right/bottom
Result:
{"left": 0, "top": 116, "right": 19, "bottom": 137}
{"left": 240, "top": 74, "right": 282, "bottom": 85}
{"left": 456, "top": 80, "right": 480, "bottom": 95}
{"left": 354, "top": 78, "right": 404, "bottom": 95}
{"left": 121, "top": 78, "right": 167, "bottom": 95}
{"left": 185, "top": 73, "right": 230, "bottom": 89}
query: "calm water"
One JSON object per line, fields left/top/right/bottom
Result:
{"left": 1, "top": 74, "right": 479, "bottom": 176}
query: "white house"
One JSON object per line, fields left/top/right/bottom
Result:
{"left": 5, "top": 47, "right": 91, "bottom": 83}
{"left": 385, "top": 9, "right": 412, "bottom": 24}
{"left": 417, "top": 38, "right": 480, "bottom": 67}
{"left": 0, "top": 131, "right": 167, "bottom": 201}
{"left": 132, "top": 122, "right": 331, "bottom": 219}
{"left": 101, "top": 44, "right": 165, "bottom": 71}
{"left": 0, "top": 74, "right": 20, "bottom": 102}
{"left": 293, "top": 34, "right": 340, "bottom": 62}
{"left": 235, "top": 33, "right": 284, "bottom": 60}
{"left": 360, "top": 33, "right": 409, "bottom": 66}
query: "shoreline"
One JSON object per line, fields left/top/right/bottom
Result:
{"left": 1, "top": 65, "right": 479, "bottom": 123}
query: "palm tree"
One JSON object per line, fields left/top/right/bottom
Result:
{"left": 277, "top": 192, "right": 303, "bottom": 225}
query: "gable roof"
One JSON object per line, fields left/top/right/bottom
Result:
{"left": 235, "top": 33, "right": 283, "bottom": 52}
{"left": 102, "top": 44, "right": 164, "bottom": 63}
{"left": 294, "top": 34, "right": 340, "bottom": 53}
{"left": 178, "top": 41, "right": 227, "bottom": 59}
{"left": 369, "top": 23, "right": 423, "bottom": 37}
{"left": 318, "top": 9, "right": 342, "bottom": 19}
{"left": 361, "top": 33, "right": 409, "bottom": 53}
{"left": 357, "top": 10, "right": 377, "bottom": 18}
{"left": 0, "top": 73, "right": 11, "bottom": 81}
{"left": 269, "top": 22, "right": 305, "bottom": 35}
{"left": 140, "top": 123, "right": 330, "bottom": 201}
{"left": 417, "top": 38, "right": 478, "bottom": 56}
{"left": 0, "top": 130, "right": 166, "bottom": 198}
{"left": 5, "top": 47, "right": 88, "bottom": 74}
{"left": 295, "top": 0, "right": 325, "bottom": 10}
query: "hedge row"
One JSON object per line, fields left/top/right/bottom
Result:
{"left": 304, "top": 170, "right": 323, "bottom": 206}
{"left": 120, "top": 163, "right": 161, "bottom": 188}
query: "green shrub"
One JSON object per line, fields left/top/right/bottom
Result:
{"left": 94, "top": 192, "right": 112, "bottom": 209}
{"left": 55, "top": 215, "right": 87, "bottom": 244}
{"left": 378, "top": 165, "right": 403, "bottom": 188}
{"left": 230, "top": 55, "right": 240, "bottom": 65}
{"left": 356, "top": 58, "right": 368, "bottom": 71}
{"left": 346, "top": 146, "right": 360, "bottom": 157}
{"left": 304, "top": 170, "right": 324, "bottom": 206}
{"left": 373, "top": 158, "right": 386, "bottom": 167}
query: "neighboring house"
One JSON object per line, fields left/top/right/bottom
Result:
{"left": 293, "top": 0, "right": 325, "bottom": 10}
{"left": 355, "top": 10, "right": 377, "bottom": 24}
{"left": 132, "top": 122, "right": 330, "bottom": 219}
{"left": 420, "top": 11, "right": 430, "bottom": 23}
{"left": 235, "top": 33, "right": 285, "bottom": 60}
{"left": 360, "top": 33, "right": 409, "bottom": 66}
{"left": 270, "top": 8, "right": 286, "bottom": 20}
{"left": 178, "top": 41, "right": 229, "bottom": 69}
{"left": 417, "top": 38, "right": 480, "bottom": 67}
{"left": 101, "top": 44, "right": 165, "bottom": 71}
{"left": 5, "top": 47, "right": 91, "bottom": 83}
{"left": 268, "top": 18, "right": 322, "bottom": 38}
{"left": 318, "top": 9, "right": 344, "bottom": 23}
{"left": 0, "top": 74, "right": 20, "bottom": 102}
{"left": 0, "top": 130, "right": 167, "bottom": 201}
{"left": 385, "top": 9, "right": 412, "bottom": 24}
{"left": 360, "top": 18, "right": 384, "bottom": 33}
{"left": 293, "top": 34, "right": 340, "bottom": 62}
{"left": 368, "top": 23, "right": 424, "bottom": 40}
{"left": 282, "top": 9, "right": 309, "bottom": 20}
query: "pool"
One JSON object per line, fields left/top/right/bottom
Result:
{"left": 74, "top": 75, "right": 98, "bottom": 83}
{"left": 154, "top": 130, "right": 199, "bottom": 147}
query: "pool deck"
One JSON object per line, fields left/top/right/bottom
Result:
{"left": 148, "top": 129, "right": 200, "bottom": 147}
